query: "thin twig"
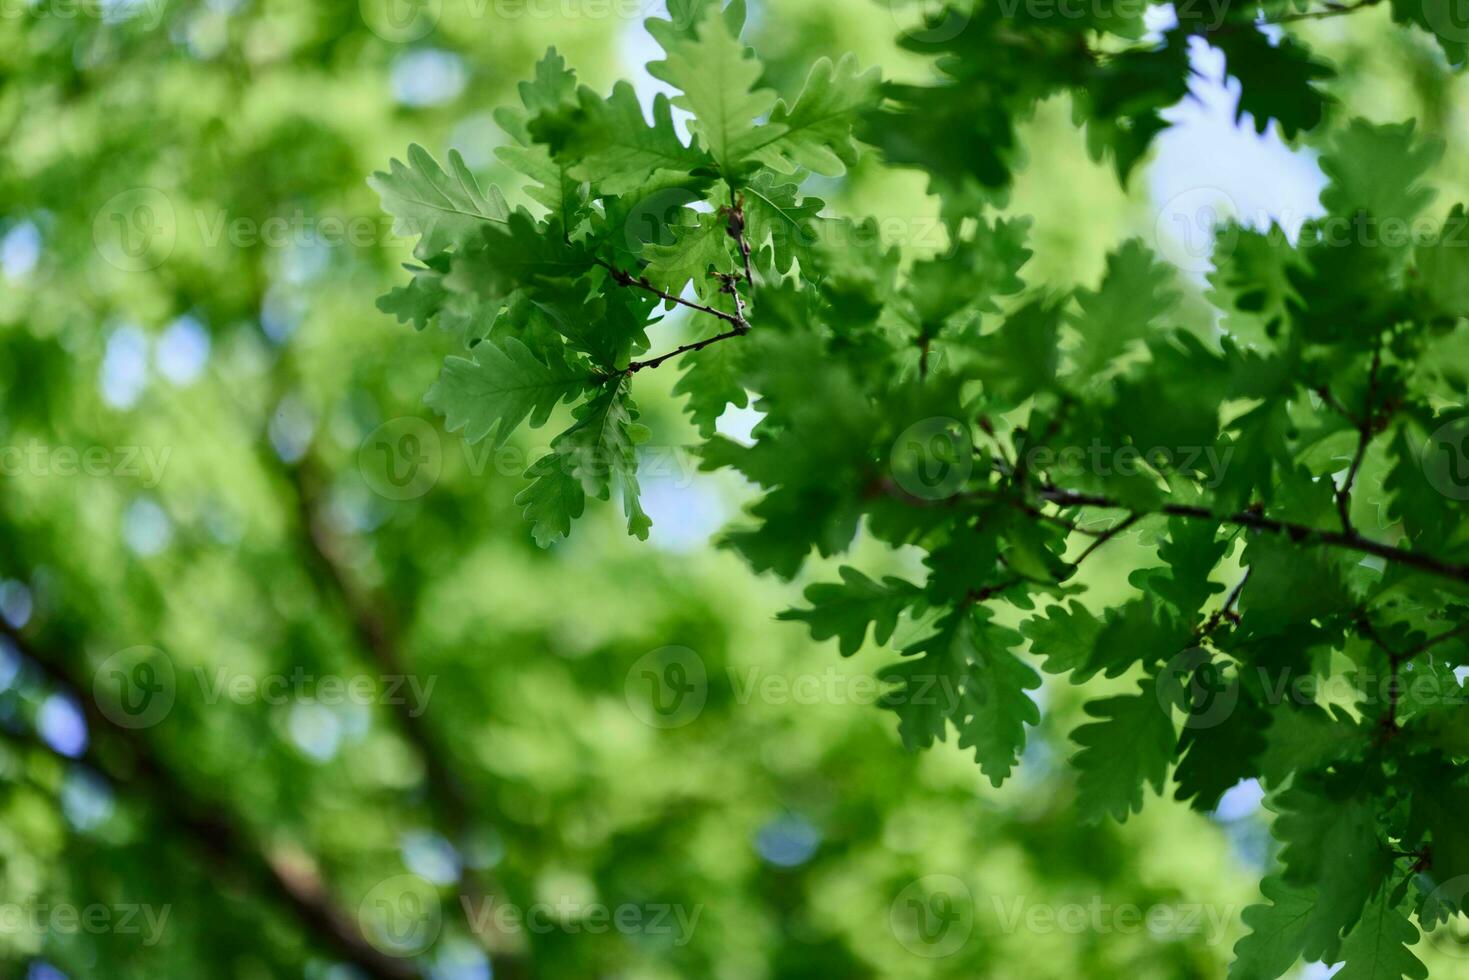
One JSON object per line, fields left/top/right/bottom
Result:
{"left": 1072, "top": 512, "right": 1142, "bottom": 565}
{"left": 1344, "top": 611, "right": 1469, "bottom": 741}
{"left": 1315, "top": 385, "right": 1353, "bottom": 421}
{"left": 963, "top": 577, "right": 1022, "bottom": 606}
{"left": 595, "top": 258, "right": 750, "bottom": 331}
{"left": 1202, "top": 569, "right": 1251, "bottom": 635}
{"left": 977, "top": 417, "right": 1015, "bottom": 473}
{"left": 1266, "top": 0, "right": 1383, "bottom": 24}
{"left": 992, "top": 486, "right": 1469, "bottom": 586}
{"left": 1395, "top": 621, "right": 1469, "bottom": 663}
{"left": 726, "top": 190, "right": 756, "bottom": 295}
{"left": 627, "top": 325, "right": 747, "bottom": 373}
{"left": 1336, "top": 350, "right": 1381, "bottom": 535}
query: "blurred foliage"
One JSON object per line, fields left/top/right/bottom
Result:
{"left": 1, "top": 1, "right": 1467, "bottom": 979}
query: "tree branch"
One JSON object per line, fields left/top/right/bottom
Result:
{"left": 1356, "top": 616, "right": 1469, "bottom": 737}
{"left": 286, "top": 459, "right": 528, "bottom": 975}
{"left": 1023, "top": 486, "right": 1469, "bottom": 585}
{"left": 1395, "top": 620, "right": 1469, "bottom": 663}
{"left": 627, "top": 324, "right": 748, "bottom": 373}
{"left": 0, "top": 617, "right": 416, "bottom": 980}
{"left": 1071, "top": 512, "right": 1141, "bottom": 565}
{"left": 725, "top": 189, "right": 756, "bottom": 314}
{"left": 595, "top": 258, "right": 750, "bottom": 332}
{"left": 598, "top": 193, "right": 756, "bottom": 372}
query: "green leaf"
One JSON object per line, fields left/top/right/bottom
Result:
{"left": 1389, "top": 0, "right": 1468, "bottom": 68}
{"left": 530, "top": 82, "right": 712, "bottom": 195}
{"left": 972, "top": 297, "right": 1063, "bottom": 407}
{"left": 551, "top": 379, "right": 652, "bottom": 539}
{"left": 648, "top": 5, "right": 778, "bottom": 174}
{"left": 1319, "top": 119, "right": 1441, "bottom": 229}
{"left": 1237, "top": 535, "right": 1356, "bottom": 640}
{"left": 1412, "top": 203, "right": 1469, "bottom": 318}
{"left": 1257, "top": 703, "right": 1360, "bottom": 788}
{"left": 954, "top": 621, "right": 1043, "bottom": 787}
{"left": 445, "top": 211, "right": 597, "bottom": 308}
{"left": 1068, "top": 239, "right": 1179, "bottom": 377}
{"left": 1077, "top": 35, "right": 1191, "bottom": 181}
{"left": 641, "top": 207, "right": 737, "bottom": 298}
{"left": 1229, "top": 874, "right": 1319, "bottom": 980}
{"left": 370, "top": 144, "right": 510, "bottom": 259}
{"left": 1273, "top": 781, "right": 1389, "bottom": 945}
{"left": 882, "top": 608, "right": 1040, "bottom": 787}
{"left": 907, "top": 216, "right": 1032, "bottom": 329}
{"left": 1172, "top": 675, "right": 1267, "bottom": 812}
{"left": 1127, "top": 518, "right": 1227, "bottom": 626}
{"left": 377, "top": 266, "right": 448, "bottom": 331}
{"left": 748, "top": 54, "right": 882, "bottom": 176}
{"left": 493, "top": 48, "right": 586, "bottom": 228}
{"left": 1333, "top": 891, "right": 1428, "bottom": 980}
{"left": 1021, "top": 600, "right": 1103, "bottom": 675}
{"left": 1411, "top": 780, "right": 1469, "bottom": 883}
{"left": 1082, "top": 597, "right": 1191, "bottom": 682}
{"left": 1210, "top": 224, "right": 1305, "bottom": 344}
{"left": 424, "top": 337, "right": 592, "bottom": 449}
{"left": 1070, "top": 680, "right": 1175, "bottom": 822}
{"left": 740, "top": 170, "right": 824, "bottom": 276}
{"left": 511, "top": 45, "right": 578, "bottom": 115}
{"left": 1214, "top": 28, "right": 1333, "bottom": 140}
{"left": 922, "top": 518, "right": 1004, "bottom": 604}
{"left": 516, "top": 452, "right": 586, "bottom": 548}
{"left": 1384, "top": 424, "right": 1457, "bottom": 547}
{"left": 671, "top": 326, "right": 749, "bottom": 437}
{"left": 779, "top": 566, "right": 923, "bottom": 657}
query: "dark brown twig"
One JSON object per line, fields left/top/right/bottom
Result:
{"left": 1202, "top": 569, "right": 1251, "bottom": 636}
{"left": 1072, "top": 512, "right": 1142, "bottom": 566}
{"left": 975, "top": 486, "right": 1469, "bottom": 585}
{"left": 627, "top": 325, "right": 748, "bottom": 373}
{"left": 595, "top": 258, "right": 750, "bottom": 332}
